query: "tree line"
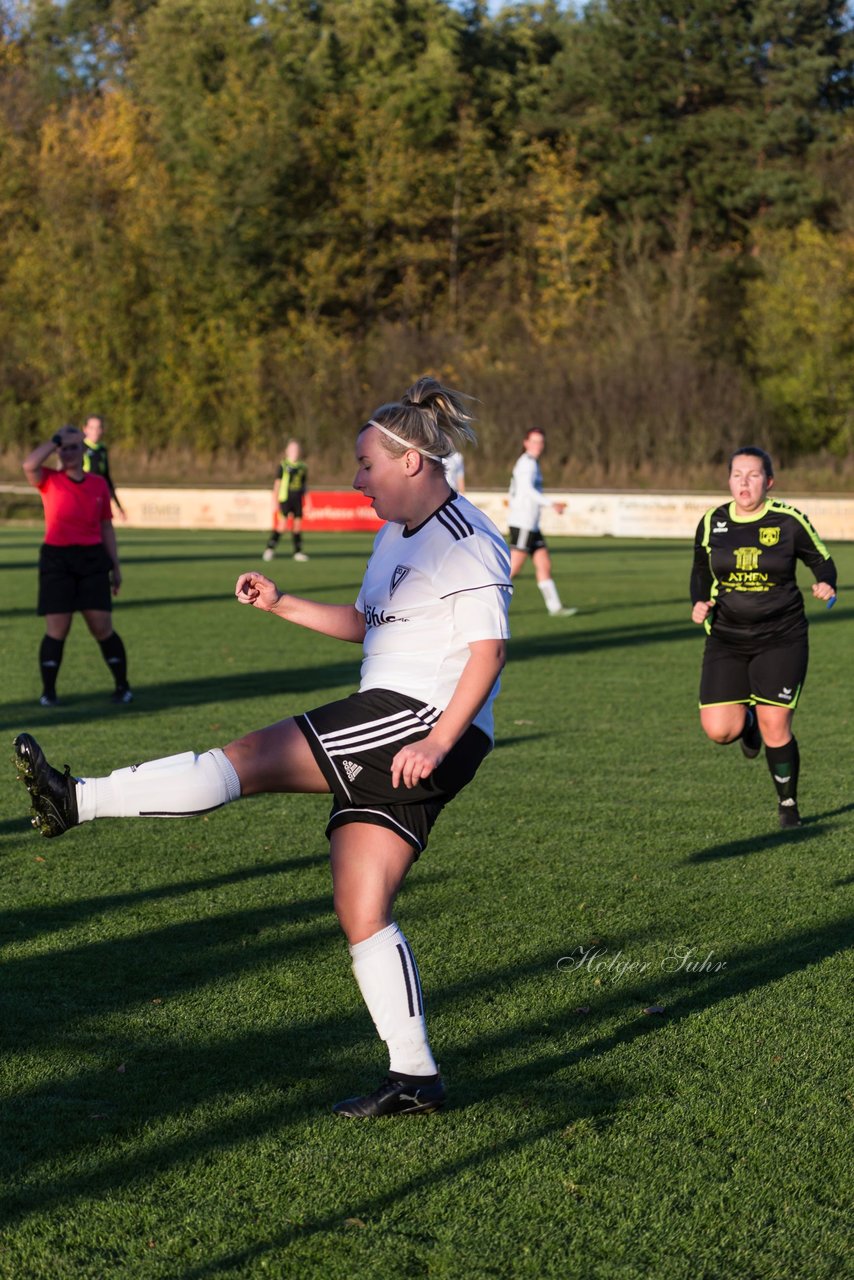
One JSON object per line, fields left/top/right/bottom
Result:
{"left": 1, "top": 0, "right": 852, "bottom": 484}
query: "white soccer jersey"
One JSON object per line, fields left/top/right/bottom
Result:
{"left": 507, "top": 451, "right": 551, "bottom": 532}
{"left": 355, "top": 494, "right": 512, "bottom": 740}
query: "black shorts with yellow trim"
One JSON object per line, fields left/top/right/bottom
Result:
{"left": 699, "top": 633, "right": 808, "bottom": 710}
{"left": 295, "top": 688, "right": 491, "bottom": 856}
{"left": 508, "top": 526, "right": 547, "bottom": 555}
{"left": 38, "top": 543, "right": 113, "bottom": 615}
{"left": 278, "top": 495, "right": 304, "bottom": 519}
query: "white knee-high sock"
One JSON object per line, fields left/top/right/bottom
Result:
{"left": 538, "top": 577, "right": 563, "bottom": 614}
{"left": 75, "top": 748, "right": 242, "bottom": 822}
{"left": 349, "top": 922, "right": 439, "bottom": 1078}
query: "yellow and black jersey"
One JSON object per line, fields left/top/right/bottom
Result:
{"left": 690, "top": 499, "right": 836, "bottom": 649}
{"left": 82, "top": 440, "right": 119, "bottom": 504}
{"left": 276, "top": 459, "right": 308, "bottom": 501}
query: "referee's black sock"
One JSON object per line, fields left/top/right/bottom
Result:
{"left": 765, "top": 737, "right": 800, "bottom": 804}
{"left": 266, "top": 530, "right": 281, "bottom": 550}
{"left": 292, "top": 531, "right": 302, "bottom": 554}
{"left": 99, "top": 631, "right": 128, "bottom": 691}
{"left": 39, "top": 636, "right": 65, "bottom": 698}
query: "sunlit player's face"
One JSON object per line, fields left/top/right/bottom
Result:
{"left": 353, "top": 427, "right": 412, "bottom": 524}
{"left": 728, "top": 455, "right": 773, "bottom": 514}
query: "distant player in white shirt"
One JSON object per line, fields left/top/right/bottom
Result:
{"left": 16, "top": 378, "right": 511, "bottom": 1122}
{"left": 507, "top": 428, "right": 576, "bottom": 617}
{"left": 443, "top": 449, "right": 465, "bottom": 493}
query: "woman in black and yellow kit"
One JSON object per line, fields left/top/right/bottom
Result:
{"left": 691, "top": 448, "right": 837, "bottom": 828}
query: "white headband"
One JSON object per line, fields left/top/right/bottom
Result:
{"left": 367, "top": 419, "right": 443, "bottom": 462}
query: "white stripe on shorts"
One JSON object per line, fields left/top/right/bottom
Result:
{"left": 319, "top": 707, "right": 441, "bottom": 757}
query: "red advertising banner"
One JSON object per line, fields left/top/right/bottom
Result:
{"left": 301, "top": 491, "right": 383, "bottom": 532}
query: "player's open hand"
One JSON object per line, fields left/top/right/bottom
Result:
{"left": 691, "top": 599, "right": 713, "bottom": 624}
{"left": 391, "top": 737, "right": 447, "bottom": 789}
{"left": 235, "top": 571, "right": 281, "bottom": 611}
{"left": 811, "top": 582, "right": 836, "bottom": 604}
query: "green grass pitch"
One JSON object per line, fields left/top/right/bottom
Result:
{"left": 0, "top": 528, "right": 851, "bottom": 1279}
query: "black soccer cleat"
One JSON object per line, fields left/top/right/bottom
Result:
{"left": 13, "top": 732, "right": 79, "bottom": 838}
{"left": 332, "top": 1075, "right": 446, "bottom": 1119}
{"left": 740, "top": 706, "right": 762, "bottom": 759}
{"left": 778, "top": 801, "right": 802, "bottom": 829}
{"left": 111, "top": 686, "right": 133, "bottom": 705}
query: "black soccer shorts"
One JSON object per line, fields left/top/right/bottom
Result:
{"left": 295, "top": 687, "right": 491, "bottom": 855}
{"left": 38, "top": 543, "right": 113, "bottom": 616}
{"left": 508, "top": 527, "right": 547, "bottom": 555}
{"left": 278, "top": 495, "right": 304, "bottom": 520}
{"left": 699, "top": 633, "right": 809, "bottom": 710}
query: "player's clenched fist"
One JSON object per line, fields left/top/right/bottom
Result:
{"left": 235, "top": 571, "right": 281, "bottom": 611}
{"left": 691, "top": 599, "right": 714, "bottom": 625}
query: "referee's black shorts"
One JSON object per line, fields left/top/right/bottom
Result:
{"left": 38, "top": 543, "right": 113, "bottom": 616}
{"left": 699, "top": 633, "right": 809, "bottom": 710}
{"left": 295, "top": 688, "right": 492, "bottom": 856}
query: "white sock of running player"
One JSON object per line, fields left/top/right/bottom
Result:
{"left": 75, "top": 748, "right": 242, "bottom": 822}
{"left": 349, "top": 922, "right": 439, "bottom": 1079}
{"left": 538, "top": 577, "right": 563, "bottom": 614}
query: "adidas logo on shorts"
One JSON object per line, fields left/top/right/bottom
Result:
{"left": 342, "top": 759, "right": 363, "bottom": 781}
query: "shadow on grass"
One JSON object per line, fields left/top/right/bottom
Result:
{"left": 0, "top": 853, "right": 328, "bottom": 947}
{"left": 0, "top": 660, "right": 362, "bottom": 731}
{"left": 0, "top": 613, "right": 701, "bottom": 733}
{"left": 687, "top": 801, "right": 854, "bottom": 862}
{"left": 0, "top": 581, "right": 363, "bottom": 620}
{"left": 1, "top": 904, "right": 849, "bottom": 1247}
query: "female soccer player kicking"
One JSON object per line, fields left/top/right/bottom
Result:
{"left": 15, "top": 379, "right": 511, "bottom": 1118}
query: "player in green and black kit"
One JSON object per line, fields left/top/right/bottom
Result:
{"left": 82, "top": 415, "right": 126, "bottom": 521}
{"left": 691, "top": 447, "right": 837, "bottom": 829}
{"left": 263, "top": 439, "right": 309, "bottom": 562}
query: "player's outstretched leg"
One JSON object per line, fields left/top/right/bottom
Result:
{"left": 13, "top": 734, "right": 242, "bottom": 837}
{"left": 13, "top": 721, "right": 327, "bottom": 838}
{"left": 14, "top": 733, "right": 78, "bottom": 837}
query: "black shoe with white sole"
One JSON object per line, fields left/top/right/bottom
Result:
{"left": 778, "top": 801, "right": 802, "bottom": 829}
{"left": 333, "top": 1075, "right": 446, "bottom": 1118}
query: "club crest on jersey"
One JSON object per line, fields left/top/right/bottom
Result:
{"left": 390, "top": 565, "right": 411, "bottom": 598}
{"left": 759, "top": 527, "right": 780, "bottom": 547}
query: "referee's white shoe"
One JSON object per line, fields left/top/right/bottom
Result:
{"left": 549, "top": 606, "right": 578, "bottom": 617}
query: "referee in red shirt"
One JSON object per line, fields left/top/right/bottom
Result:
{"left": 23, "top": 424, "right": 132, "bottom": 707}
